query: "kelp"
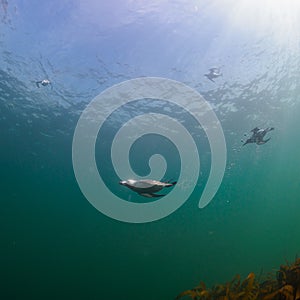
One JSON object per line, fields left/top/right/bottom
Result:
{"left": 176, "top": 258, "right": 300, "bottom": 300}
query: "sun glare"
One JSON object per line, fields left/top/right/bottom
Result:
{"left": 227, "top": 0, "right": 300, "bottom": 45}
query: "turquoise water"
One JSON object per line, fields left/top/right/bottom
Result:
{"left": 1, "top": 1, "right": 300, "bottom": 299}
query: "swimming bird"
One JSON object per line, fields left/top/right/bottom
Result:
{"left": 204, "top": 67, "right": 222, "bottom": 82}
{"left": 36, "top": 79, "right": 52, "bottom": 88}
{"left": 242, "top": 127, "right": 274, "bottom": 146}
{"left": 119, "top": 179, "right": 177, "bottom": 198}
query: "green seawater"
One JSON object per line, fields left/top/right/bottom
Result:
{"left": 2, "top": 92, "right": 300, "bottom": 299}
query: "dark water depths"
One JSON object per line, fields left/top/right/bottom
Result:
{"left": 1, "top": 1, "right": 300, "bottom": 299}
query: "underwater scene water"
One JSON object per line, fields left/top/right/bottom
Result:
{"left": 1, "top": 1, "right": 300, "bottom": 299}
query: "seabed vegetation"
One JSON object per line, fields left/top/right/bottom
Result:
{"left": 176, "top": 258, "right": 300, "bottom": 300}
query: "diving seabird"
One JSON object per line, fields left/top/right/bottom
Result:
{"left": 119, "top": 179, "right": 177, "bottom": 198}
{"left": 242, "top": 127, "right": 274, "bottom": 146}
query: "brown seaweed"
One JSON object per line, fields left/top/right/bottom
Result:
{"left": 176, "top": 258, "right": 300, "bottom": 300}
